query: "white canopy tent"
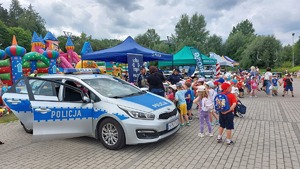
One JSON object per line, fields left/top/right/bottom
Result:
{"left": 209, "top": 52, "right": 233, "bottom": 67}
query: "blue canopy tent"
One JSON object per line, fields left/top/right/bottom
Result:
{"left": 82, "top": 36, "right": 173, "bottom": 63}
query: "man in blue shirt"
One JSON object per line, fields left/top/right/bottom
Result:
{"left": 168, "top": 68, "right": 183, "bottom": 84}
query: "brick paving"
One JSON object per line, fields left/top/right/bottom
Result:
{"left": 1, "top": 79, "right": 300, "bottom": 169}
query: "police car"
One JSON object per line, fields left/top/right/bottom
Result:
{"left": 2, "top": 69, "right": 180, "bottom": 150}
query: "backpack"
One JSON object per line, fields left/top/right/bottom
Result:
{"left": 214, "top": 92, "right": 230, "bottom": 112}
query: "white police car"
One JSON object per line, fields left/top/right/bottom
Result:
{"left": 3, "top": 70, "right": 179, "bottom": 150}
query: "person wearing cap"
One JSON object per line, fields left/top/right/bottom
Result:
{"left": 168, "top": 68, "right": 183, "bottom": 85}
{"left": 136, "top": 66, "right": 149, "bottom": 88}
{"left": 205, "top": 81, "right": 219, "bottom": 126}
{"left": 175, "top": 82, "right": 190, "bottom": 126}
{"left": 282, "top": 74, "right": 294, "bottom": 97}
{"left": 272, "top": 73, "right": 279, "bottom": 96}
{"left": 217, "top": 82, "right": 237, "bottom": 145}
{"left": 166, "top": 85, "right": 176, "bottom": 101}
{"left": 193, "top": 85, "right": 213, "bottom": 137}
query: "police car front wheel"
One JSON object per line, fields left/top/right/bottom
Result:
{"left": 98, "top": 118, "right": 125, "bottom": 150}
{"left": 20, "top": 122, "right": 33, "bottom": 134}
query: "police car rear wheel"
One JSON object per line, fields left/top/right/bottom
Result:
{"left": 99, "top": 118, "right": 125, "bottom": 150}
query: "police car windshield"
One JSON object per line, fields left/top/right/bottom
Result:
{"left": 83, "top": 77, "right": 143, "bottom": 98}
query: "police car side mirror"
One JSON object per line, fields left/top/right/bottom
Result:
{"left": 82, "top": 96, "right": 91, "bottom": 103}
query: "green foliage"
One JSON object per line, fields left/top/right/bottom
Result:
{"left": 206, "top": 34, "right": 223, "bottom": 54}
{"left": 0, "top": 4, "right": 9, "bottom": 25}
{"left": 8, "top": 0, "right": 24, "bottom": 27}
{"left": 135, "top": 28, "right": 160, "bottom": 49}
{"left": 230, "top": 19, "right": 255, "bottom": 36}
{"left": 17, "top": 4, "right": 46, "bottom": 35}
{"left": 7, "top": 27, "right": 31, "bottom": 51}
{"left": 174, "top": 13, "right": 209, "bottom": 52}
{"left": 0, "top": 20, "right": 10, "bottom": 48}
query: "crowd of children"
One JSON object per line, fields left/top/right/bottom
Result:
{"left": 164, "top": 67, "right": 295, "bottom": 146}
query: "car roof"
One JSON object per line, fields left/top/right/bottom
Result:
{"left": 38, "top": 74, "right": 113, "bottom": 80}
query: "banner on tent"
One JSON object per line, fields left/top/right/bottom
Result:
{"left": 190, "top": 48, "right": 205, "bottom": 77}
{"left": 127, "top": 54, "right": 143, "bottom": 83}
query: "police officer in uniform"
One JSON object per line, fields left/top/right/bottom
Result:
{"left": 168, "top": 68, "right": 183, "bottom": 85}
{"left": 137, "top": 66, "right": 149, "bottom": 88}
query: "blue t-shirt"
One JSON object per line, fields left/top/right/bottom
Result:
{"left": 185, "top": 89, "right": 194, "bottom": 103}
{"left": 272, "top": 78, "right": 278, "bottom": 86}
{"left": 175, "top": 90, "right": 187, "bottom": 105}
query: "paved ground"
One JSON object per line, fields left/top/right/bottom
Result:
{"left": 1, "top": 79, "right": 300, "bottom": 169}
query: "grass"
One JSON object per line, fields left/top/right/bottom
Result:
{"left": 0, "top": 113, "right": 19, "bottom": 123}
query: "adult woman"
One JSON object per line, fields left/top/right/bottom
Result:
{"left": 147, "top": 66, "right": 166, "bottom": 97}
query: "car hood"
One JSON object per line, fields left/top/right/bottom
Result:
{"left": 107, "top": 92, "right": 174, "bottom": 112}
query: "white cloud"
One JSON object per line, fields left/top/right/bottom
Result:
{"left": 2, "top": 0, "right": 300, "bottom": 45}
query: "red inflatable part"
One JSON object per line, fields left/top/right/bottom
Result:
{"left": 37, "top": 68, "right": 48, "bottom": 73}
{"left": 2, "top": 80, "right": 12, "bottom": 86}
{"left": 0, "top": 66, "right": 11, "bottom": 73}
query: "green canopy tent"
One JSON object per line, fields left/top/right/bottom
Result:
{"left": 158, "top": 46, "right": 217, "bottom": 67}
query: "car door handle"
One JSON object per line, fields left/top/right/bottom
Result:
{"left": 35, "top": 108, "right": 51, "bottom": 113}
{"left": 6, "top": 100, "right": 21, "bottom": 105}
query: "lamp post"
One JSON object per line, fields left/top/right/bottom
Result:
{"left": 292, "top": 33, "right": 295, "bottom": 67}
{"left": 166, "top": 36, "right": 174, "bottom": 70}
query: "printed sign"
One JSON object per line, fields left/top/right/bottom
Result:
{"left": 190, "top": 48, "right": 205, "bottom": 77}
{"left": 127, "top": 54, "right": 143, "bottom": 83}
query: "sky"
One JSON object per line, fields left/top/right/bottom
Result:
{"left": 2, "top": 0, "right": 300, "bottom": 46}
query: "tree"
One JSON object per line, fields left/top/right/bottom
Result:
{"left": 174, "top": 13, "right": 209, "bottom": 52}
{"left": 8, "top": 0, "right": 24, "bottom": 27}
{"left": 17, "top": 4, "right": 47, "bottom": 35}
{"left": 240, "top": 35, "right": 281, "bottom": 69}
{"left": 230, "top": 19, "right": 255, "bottom": 36}
{"left": 0, "top": 3, "right": 9, "bottom": 25}
{"left": 224, "top": 20, "right": 256, "bottom": 62}
{"left": 206, "top": 34, "right": 223, "bottom": 55}
{"left": 135, "top": 28, "right": 160, "bottom": 49}
{"left": 7, "top": 27, "right": 31, "bottom": 51}
{"left": 0, "top": 20, "right": 10, "bottom": 49}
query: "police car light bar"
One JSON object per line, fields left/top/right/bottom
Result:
{"left": 64, "top": 68, "right": 101, "bottom": 74}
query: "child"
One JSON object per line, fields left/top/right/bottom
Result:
{"left": 272, "top": 74, "right": 279, "bottom": 96}
{"left": 250, "top": 76, "right": 258, "bottom": 97}
{"left": 193, "top": 85, "right": 213, "bottom": 137}
{"left": 185, "top": 81, "right": 194, "bottom": 121}
{"left": 205, "top": 81, "right": 219, "bottom": 126}
{"left": 175, "top": 82, "right": 190, "bottom": 126}
{"left": 282, "top": 74, "right": 294, "bottom": 97}
{"left": 166, "top": 85, "right": 176, "bottom": 102}
{"left": 236, "top": 78, "right": 244, "bottom": 98}
{"left": 217, "top": 82, "right": 237, "bottom": 145}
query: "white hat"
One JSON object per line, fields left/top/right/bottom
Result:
{"left": 197, "top": 85, "right": 206, "bottom": 92}
{"left": 206, "top": 81, "right": 214, "bottom": 88}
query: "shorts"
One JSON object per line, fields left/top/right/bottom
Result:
{"left": 219, "top": 112, "right": 234, "bottom": 130}
{"left": 285, "top": 86, "right": 293, "bottom": 91}
{"left": 178, "top": 103, "right": 187, "bottom": 115}
{"left": 238, "top": 88, "right": 244, "bottom": 92}
{"left": 272, "top": 86, "right": 278, "bottom": 91}
{"left": 186, "top": 102, "right": 193, "bottom": 110}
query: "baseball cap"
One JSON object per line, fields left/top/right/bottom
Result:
{"left": 139, "top": 66, "right": 145, "bottom": 70}
{"left": 221, "top": 82, "right": 231, "bottom": 91}
{"left": 176, "top": 82, "right": 183, "bottom": 88}
{"left": 217, "top": 78, "right": 225, "bottom": 84}
{"left": 213, "top": 81, "right": 219, "bottom": 86}
{"left": 196, "top": 85, "right": 206, "bottom": 92}
{"left": 232, "top": 79, "right": 238, "bottom": 84}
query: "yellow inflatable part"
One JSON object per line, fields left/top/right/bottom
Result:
{"left": 75, "top": 61, "right": 98, "bottom": 68}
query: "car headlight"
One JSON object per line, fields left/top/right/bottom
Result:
{"left": 119, "top": 106, "right": 155, "bottom": 120}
